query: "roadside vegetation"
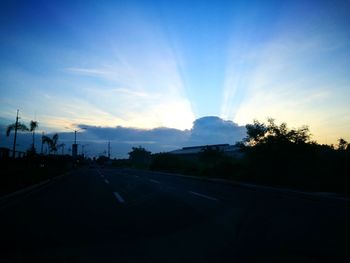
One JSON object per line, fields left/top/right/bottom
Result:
{"left": 0, "top": 155, "right": 73, "bottom": 196}
{"left": 240, "top": 119, "right": 349, "bottom": 194}
{"left": 129, "top": 119, "right": 350, "bottom": 196}
{"left": 0, "top": 111, "right": 85, "bottom": 196}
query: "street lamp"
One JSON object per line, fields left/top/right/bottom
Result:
{"left": 65, "top": 127, "right": 87, "bottom": 158}
{"left": 69, "top": 127, "right": 87, "bottom": 144}
{"left": 65, "top": 127, "right": 87, "bottom": 141}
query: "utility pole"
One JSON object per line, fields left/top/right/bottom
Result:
{"left": 108, "top": 141, "right": 111, "bottom": 159}
{"left": 41, "top": 132, "right": 44, "bottom": 154}
{"left": 12, "top": 109, "right": 19, "bottom": 158}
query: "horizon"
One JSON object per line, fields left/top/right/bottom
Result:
{"left": 0, "top": 115, "right": 247, "bottom": 158}
{"left": 0, "top": 113, "right": 345, "bottom": 159}
{"left": 1, "top": 0, "right": 350, "bottom": 152}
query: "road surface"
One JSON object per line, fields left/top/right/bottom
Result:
{"left": 1, "top": 167, "right": 349, "bottom": 262}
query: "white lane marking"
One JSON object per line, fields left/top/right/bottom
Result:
{"left": 113, "top": 192, "right": 125, "bottom": 203}
{"left": 97, "top": 170, "right": 104, "bottom": 178}
{"left": 104, "top": 179, "right": 110, "bottom": 184}
{"left": 188, "top": 191, "right": 219, "bottom": 201}
{"left": 149, "top": 179, "right": 160, "bottom": 184}
{"left": 134, "top": 175, "right": 139, "bottom": 178}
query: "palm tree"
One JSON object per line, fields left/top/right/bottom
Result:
{"left": 6, "top": 110, "right": 29, "bottom": 158}
{"left": 6, "top": 123, "right": 29, "bottom": 136}
{"left": 29, "top": 120, "right": 39, "bottom": 152}
{"left": 42, "top": 133, "right": 59, "bottom": 154}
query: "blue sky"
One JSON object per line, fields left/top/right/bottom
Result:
{"left": 1, "top": 0, "right": 350, "bottom": 150}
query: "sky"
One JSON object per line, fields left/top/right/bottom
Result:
{"left": 1, "top": 0, "right": 350, "bottom": 156}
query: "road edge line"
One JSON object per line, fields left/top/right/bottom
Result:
{"left": 127, "top": 168, "right": 350, "bottom": 205}
{"left": 0, "top": 172, "right": 69, "bottom": 204}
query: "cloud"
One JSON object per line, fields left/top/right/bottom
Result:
{"left": 0, "top": 116, "right": 245, "bottom": 158}
{"left": 221, "top": 19, "right": 350, "bottom": 143}
{"left": 57, "top": 9, "right": 197, "bottom": 130}
{"left": 68, "top": 116, "right": 246, "bottom": 157}
{"left": 0, "top": 5, "right": 196, "bottom": 133}
{"left": 111, "top": 88, "right": 150, "bottom": 98}
{"left": 65, "top": 67, "right": 111, "bottom": 76}
{"left": 189, "top": 116, "right": 246, "bottom": 145}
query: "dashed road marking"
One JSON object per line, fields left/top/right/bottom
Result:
{"left": 104, "top": 179, "right": 110, "bottom": 184}
{"left": 97, "top": 170, "right": 104, "bottom": 178}
{"left": 149, "top": 179, "right": 160, "bottom": 184}
{"left": 188, "top": 191, "right": 219, "bottom": 201}
{"left": 113, "top": 192, "right": 125, "bottom": 203}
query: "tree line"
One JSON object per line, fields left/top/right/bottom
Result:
{"left": 127, "top": 118, "right": 350, "bottom": 195}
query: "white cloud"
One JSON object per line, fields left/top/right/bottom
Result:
{"left": 65, "top": 67, "right": 111, "bottom": 76}
{"left": 221, "top": 28, "right": 350, "bottom": 144}
{"left": 60, "top": 11, "right": 196, "bottom": 130}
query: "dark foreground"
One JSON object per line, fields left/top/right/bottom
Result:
{"left": 1, "top": 167, "right": 349, "bottom": 262}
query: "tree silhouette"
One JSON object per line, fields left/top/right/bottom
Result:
{"left": 128, "top": 146, "right": 151, "bottom": 165}
{"left": 199, "top": 146, "right": 225, "bottom": 162}
{"left": 244, "top": 118, "right": 311, "bottom": 146}
{"left": 29, "top": 120, "right": 39, "bottom": 152}
{"left": 244, "top": 120, "right": 267, "bottom": 145}
{"left": 6, "top": 122, "right": 29, "bottom": 137}
{"left": 337, "top": 138, "right": 348, "bottom": 151}
{"left": 42, "top": 133, "right": 59, "bottom": 154}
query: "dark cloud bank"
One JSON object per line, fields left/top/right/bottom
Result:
{"left": 1, "top": 116, "right": 246, "bottom": 158}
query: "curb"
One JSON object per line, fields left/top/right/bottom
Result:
{"left": 0, "top": 172, "right": 68, "bottom": 209}
{"left": 0, "top": 179, "right": 50, "bottom": 202}
{"left": 126, "top": 168, "right": 350, "bottom": 205}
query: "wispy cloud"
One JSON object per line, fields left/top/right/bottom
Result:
{"left": 55, "top": 9, "right": 196, "bottom": 130}
{"left": 221, "top": 24, "right": 350, "bottom": 143}
{"left": 0, "top": 6, "right": 197, "bottom": 133}
{"left": 65, "top": 67, "right": 111, "bottom": 76}
{"left": 111, "top": 88, "right": 151, "bottom": 98}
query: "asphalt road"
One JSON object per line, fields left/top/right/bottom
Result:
{"left": 1, "top": 167, "right": 349, "bottom": 263}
